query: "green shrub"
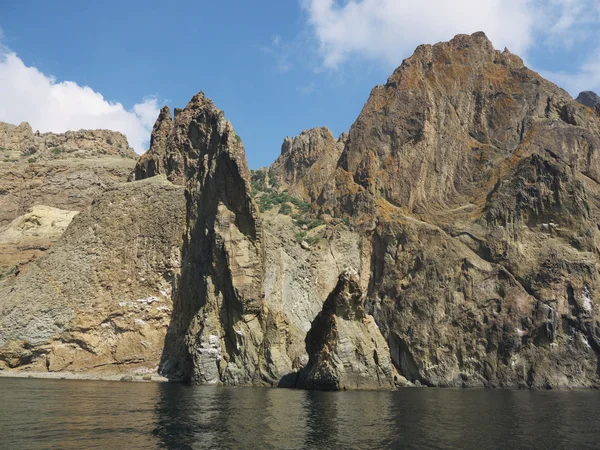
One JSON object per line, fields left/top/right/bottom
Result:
{"left": 0, "top": 265, "right": 16, "bottom": 279}
{"left": 290, "top": 197, "right": 310, "bottom": 214}
{"left": 295, "top": 231, "right": 307, "bottom": 243}
{"left": 28, "top": 157, "right": 37, "bottom": 163}
{"left": 306, "top": 236, "right": 320, "bottom": 246}
{"left": 293, "top": 215, "right": 310, "bottom": 227}
{"left": 308, "top": 219, "right": 323, "bottom": 229}
{"left": 251, "top": 180, "right": 263, "bottom": 194}
{"left": 234, "top": 134, "right": 242, "bottom": 144}
{"left": 279, "top": 203, "right": 292, "bottom": 215}
{"left": 51, "top": 147, "right": 62, "bottom": 155}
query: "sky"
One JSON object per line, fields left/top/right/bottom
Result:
{"left": 0, "top": 0, "right": 599, "bottom": 168}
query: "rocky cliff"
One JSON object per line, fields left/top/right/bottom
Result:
{"left": 315, "top": 32, "right": 600, "bottom": 388}
{"left": 134, "top": 93, "right": 365, "bottom": 385}
{"left": 269, "top": 127, "right": 346, "bottom": 202}
{"left": 0, "top": 177, "right": 185, "bottom": 373}
{"left": 576, "top": 91, "right": 600, "bottom": 109}
{"left": 0, "top": 122, "right": 137, "bottom": 227}
{"left": 2, "top": 32, "right": 600, "bottom": 390}
{"left": 296, "top": 269, "right": 400, "bottom": 390}
{"left": 0, "top": 122, "right": 138, "bottom": 292}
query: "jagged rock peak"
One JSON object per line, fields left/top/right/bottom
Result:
{"left": 269, "top": 126, "right": 344, "bottom": 203}
{"left": 132, "top": 90, "right": 249, "bottom": 186}
{"left": 319, "top": 30, "right": 597, "bottom": 218}
{"left": 316, "top": 268, "right": 365, "bottom": 320}
{"left": 184, "top": 91, "right": 215, "bottom": 109}
{"left": 141, "top": 91, "right": 263, "bottom": 384}
{"left": 280, "top": 127, "right": 334, "bottom": 155}
{"left": 389, "top": 31, "right": 524, "bottom": 84}
{"left": 576, "top": 91, "right": 600, "bottom": 108}
{"left": 296, "top": 268, "right": 401, "bottom": 390}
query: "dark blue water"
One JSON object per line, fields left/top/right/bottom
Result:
{"left": 1, "top": 378, "right": 599, "bottom": 449}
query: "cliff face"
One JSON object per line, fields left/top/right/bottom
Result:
{"left": 269, "top": 127, "right": 346, "bottom": 203}
{"left": 0, "top": 122, "right": 187, "bottom": 377}
{"left": 0, "top": 122, "right": 138, "bottom": 297}
{"left": 136, "top": 93, "right": 367, "bottom": 385}
{"left": 316, "top": 32, "right": 600, "bottom": 388}
{"left": 0, "top": 177, "right": 186, "bottom": 373}
{"left": 0, "top": 122, "right": 137, "bottom": 229}
{"left": 0, "top": 121, "right": 136, "bottom": 160}
{"left": 3, "top": 32, "right": 600, "bottom": 390}
{"left": 320, "top": 32, "right": 600, "bottom": 220}
{"left": 297, "top": 269, "right": 400, "bottom": 390}
{"left": 137, "top": 93, "right": 266, "bottom": 384}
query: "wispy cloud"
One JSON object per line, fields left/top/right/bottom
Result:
{"left": 301, "top": 0, "right": 535, "bottom": 69}
{"left": 534, "top": 0, "right": 600, "bottom": 95}
{"left": 297, "top": 82, "right": 316, "bottom": 95}
{"left": 260, "top": 34, "right": 295, "bottom": 73}
{"left": 299, "top": 0, "right": 600, "bottom": 95}
{"left": 0, "top": 45, "right": 159, "bottom": 153}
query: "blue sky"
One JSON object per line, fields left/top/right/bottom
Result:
{"left": 1, "top": 0, "right": 599, "bottom": 168}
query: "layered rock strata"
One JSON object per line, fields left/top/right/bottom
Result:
{"left": 0, "top": 121, "right": 137, "bottom": 228}
{"left": 0, "top": 177, "right": 186, "bottom": 373}
{"left": 3, "top": 32, "right": 600, "bottom": 390}
{"left": 269, "top": 127, "right": 346, "bottom": 202}
{"left": 296, "top": 269, "right": 400, "bottom": 390}
{"left": 317, "top": 32, "right": 600, "bottom": 388}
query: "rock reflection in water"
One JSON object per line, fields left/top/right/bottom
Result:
{"left": 2, "top": 378, "right": 600, "bottom": 449}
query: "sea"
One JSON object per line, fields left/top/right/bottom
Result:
{"left": 1, "top": 377, "right": 599, "bottom": 449}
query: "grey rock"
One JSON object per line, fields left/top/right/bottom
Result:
{"left": 296, "top": 269, "right": 399, "bottom": 390}
{"left": 576, "top": 91, "right": 600, "bottom": 108}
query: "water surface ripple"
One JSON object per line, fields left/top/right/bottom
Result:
{"left": 1, "top": 378, "right": 599, "bottom": 449}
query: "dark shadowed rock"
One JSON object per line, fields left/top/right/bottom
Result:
{"left": 576, "top": 91, "right": 600, "bottom": 108}
{"left": 137, "top": 92, "right": 266, "bottom": 384}
{"left": 297, "top": 269, "right": 399, "bottom": 390}
{"left": 131, "top": 106, "right": 175, "bottom": 182}
{"left": 314, "top": 31, "right": 600, "bottom": 388}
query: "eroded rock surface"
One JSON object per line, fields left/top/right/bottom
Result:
{"left": 317, "top": 32, "right": 600, "bottom": 388}
{"left": 0, "top": 121, "right": 137, "bottom": 228}
{"left": 269, "top": 127, "right": 346, "bottom": 202}
{"left": 134, "top": 93, "right": 266, "bottom": 384}
{"left": 136, "top": 93, "right": 369, "bottom": 386}
{"left": 0, "top": 206, "right": 78, "bottom": 271}
{"left": 0, "top": 121, "right": 136, "bottom": 160}
{"left": 297, "top": 269, "right": 399, "bottom": 390}
{"left": 3, "top": 33, "right": 600, "bottom": 390}
{"left": 0, "top": 177, "right": 186, "bottom": 374}
{"left": 576, "top": 91, "right": 600, "bottom": 108}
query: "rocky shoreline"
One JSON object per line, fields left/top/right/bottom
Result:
{"left": 0, "top": 369, "right": 168, "bottom": 383}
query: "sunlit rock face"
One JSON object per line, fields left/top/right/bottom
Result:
{"left": 3, "top": 32, "right": 600, "bottom": 390}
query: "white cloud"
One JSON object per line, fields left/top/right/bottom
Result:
{"left": 261, "top": 35, "right": 295, "bottom": 73}
{"left": 535, "top": 0, "right": 600, "bottom": 95}
{"left": 302, "top": 0, "right": 534, "bottom": 69}
{"left": 0, "top": 49, "right": 159, "bottom": 153}
{"left": 300, "top": 0, "right": 600, "bottom": 95}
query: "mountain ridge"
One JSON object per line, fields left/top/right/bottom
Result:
{"left": 2, "top": 32, "right": 600, "bottom": 389}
